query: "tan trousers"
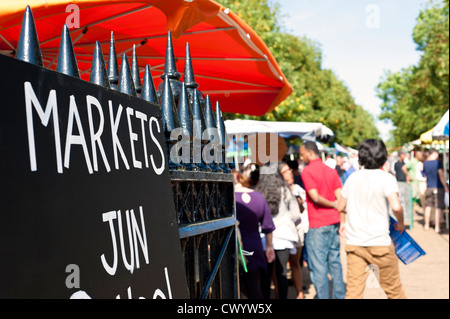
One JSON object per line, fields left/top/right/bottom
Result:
{"left": 345, "top": 244, "right": 407, "bottom": 299}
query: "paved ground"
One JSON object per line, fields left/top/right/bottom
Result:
{"left": 287, "top": 209, "right": 449, "bottom": 299}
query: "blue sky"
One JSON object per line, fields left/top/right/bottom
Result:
{"left": 277, "top": 0, "right": 427, "bottom": 141}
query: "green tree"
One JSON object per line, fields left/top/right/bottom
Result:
{"left": 377, "top": 0, "right": 449, "bottom": 146}
{"left": 219, "top": 0, "right": 379, "bottom": 147}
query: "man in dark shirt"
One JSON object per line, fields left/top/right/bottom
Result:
{"left": 393, "top": 151, "right": 410, "bottom": 225}
{"left": 394, "top": 151, "right": 408, "bottom": 182}
{"left": 423, "top": 149, "right": 449, "bottom": 233}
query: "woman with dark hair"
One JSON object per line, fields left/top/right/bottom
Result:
{"left": 337, "top": 139, "right": 407, "bottom": 299}
{"left": 234, "top": 168, "right": 275, "bottom": 299}
{"left": 280, "top": 161, "right": 308, "bottom": 299}
{"left": 254, "top": 164, "right": 302, "bottom": 299}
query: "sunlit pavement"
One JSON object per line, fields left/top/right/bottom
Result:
{"left": 286, "top": 209, "right": 449, "bottom": 299}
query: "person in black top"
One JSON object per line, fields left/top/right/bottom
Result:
{"left": 394, "top": 151, "right": 408, "bottom": 182}
{"left": 287, "top": 160, "right": 305, "bottom": 189}
{"left": 393, "top": 150, "right": 410, "bottom": 224}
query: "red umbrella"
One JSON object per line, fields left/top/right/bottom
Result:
{"left": 0, "top": 0, "right": 292, "bottom": 116}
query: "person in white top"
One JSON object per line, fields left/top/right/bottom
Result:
{"left": 255, "top": 164, "right": 302, "bottom": 299}
{"left": 280, "top": 162, "right": 308, "bottom": 299}
{"left": 325, "top": 153, "right": 337, "bottom": 169}
{"left": 337, "top": 139, "right": 407, "bottom": 299}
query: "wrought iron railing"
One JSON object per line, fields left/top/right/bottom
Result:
{"left": 9, "top": 5, "right": 238, "bottom": 299}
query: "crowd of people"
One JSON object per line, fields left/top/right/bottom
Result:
{"left": 233, "top": 138, "right": 449, "bottom": 300}
{"left": 389, "top": 148, "right": 449, "bottom": 233}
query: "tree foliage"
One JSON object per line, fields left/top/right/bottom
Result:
{"left": 377, "top": 0, "right": 449, "bottom": 146}
{"left": 218, "top": 0, "right": 379, "bottom": 147}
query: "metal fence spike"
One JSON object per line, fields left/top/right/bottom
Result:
{"left": 184, "top": 42, "right": 206, "bottom": 111}
{"left": 192, "top": 88, "right": 210, "bottom": 172}
{"left": 132, "top": 45, "right": 142, "bottom": 95}
{"left": 162, "top": 31, "right": 180, "bottom": 80}
{"left": 16, "top": 5, "right": 43, "bottom": 66}
{"left": 157, "top": 31, "right": 182, "bottom": 105}
{"left": 204, "top": 95, "right": 216, "bottom": 130}
{"left": 204, "top": 95, "right": 222, "bottom": 173}
{"left": 108, "top": 31, "right": 119, "bottom": 90}
{"left": 184, "top": 42, "right": 197, "bottom": 89}
{"left": 161, "top": 74, "right": 183, "bottom": 170}
{"left": 192, "top": 88, "right": 206, "bottom": 141}
{"left": 118, "top": 53, "right": 136, "bottom": 96}
{"left": 178, "top": 82, "right": 198, "bottom": 171}
{"left": 215, "top": 101, "right": 231, "bottom": 173}
{"left": 141, "top": 65, "right": 159, "bottom": 104}
{"left": 56, "top": 24, "right": 80, "bottom": 78}
{"left": 161, "top": 74, "right": 180, "bottom": 133}
{"left": 178, "top": 82, "right": 193, "bottom": 136}
{"left": 90, "top": 41, "right": 110, "bottom": 88}
{"left": 215, "top": 101, "right": 227, "bottom": 145}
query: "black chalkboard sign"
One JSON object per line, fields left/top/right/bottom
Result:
{"left": 0, "top": 54, "right": 189, "bottom": 299}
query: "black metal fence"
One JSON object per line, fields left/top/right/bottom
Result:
{"left": 10, "top": 6, "right": 237, "bottom": 299}
{"left": 174, "top": 171, "right": 236, "bottom": 298}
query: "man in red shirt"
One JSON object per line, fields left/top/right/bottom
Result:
{"left": 300, "top": 141, "right": 345, "bottom": 299}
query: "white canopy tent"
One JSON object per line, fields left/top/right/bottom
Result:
{"left": 223, "top": 119, "right": 278, "bottom": 136}
{"left": 224, "top": 119, "right": 335, "bottom": 169}
{"left": 432, "top": 110, "right": 449, "bottom": 141}
{"left": 333, "top": 142, "right": 358, "bottom": 156}
{"left": 224, "top": 119, "right": 334, "bottom": 141}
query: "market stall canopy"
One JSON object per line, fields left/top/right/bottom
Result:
{"left": 402, "top": 139, "right": 421, "bottom": 152}
{"left": 224, "top": 119, "right": 334, "bottom": 141}
{"left": 420, "top": 129, "right": 435, "bottom": 144}
{"left": 224, "top": 119, "right": 278, "bottom": 135}
{"left": 432, "top": 110, "right": 449, "bottom": 141}
{"left": 0, "top": 0, "right": 292, "bottom": 116}
{"left": 334, "top": 142, "right": 358, "bottom": 156}
{"left": 420, "top": 110, "right": 449, "bottom": 144}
